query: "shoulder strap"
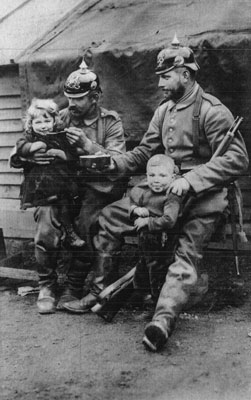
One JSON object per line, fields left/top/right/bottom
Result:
{"left": 97, "top": 109, "right": 105, "bottom": 146}
{"left": 158, "top": 102, "right": 169, "bottom": 132}
{"left": 192, "top": 86, "right": 204, "bottom": 157}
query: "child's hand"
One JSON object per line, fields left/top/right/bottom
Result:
{"left": 30, "top": 141, "right": 47, "bottom": 153}
{"left": 133, "top": 207, "right": 149, "bottom": 217}
{"left": 134, "top": 217, "right": 149, "bottom": 231}
{"left": 46, "top": 148, "right": 67, "bottom": 160}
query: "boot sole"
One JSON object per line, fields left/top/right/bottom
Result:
{"left": 37, "top": 303, "right": 56, "bottom": 314}
{"left": 63, "top": 304, "right": 92, "bottom": 314}
{"left": 142, "top": 335, "right": 157, "bottom": 352}
{"left": 143, "top": 323, "right": 168, "bottom": 352}
{"left": 37, "top": 298, "right": 56, "bottom": 314}
{"left": 38, "top": 308, "right": 56, "bottom": 315}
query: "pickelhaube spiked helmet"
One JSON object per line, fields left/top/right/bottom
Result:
{"left": 155, "top": 34, "right": 199, "bottom": 74}
{"left": 64, "top": 61, "right": 101, "bottom": 98}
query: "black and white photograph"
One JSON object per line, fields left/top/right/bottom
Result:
{"left": 1, "top": 1, "right": 251, "bottom": 399}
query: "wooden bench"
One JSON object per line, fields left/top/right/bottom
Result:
{"left": 124, "top": 174, "right": 251, "bottom": 276}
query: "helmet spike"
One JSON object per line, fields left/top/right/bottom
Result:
{"left": 79, "top": 60, "right": 88, "bottom": 71}
{"left": 171, "top": 33, "right": 180, "bottom": 49}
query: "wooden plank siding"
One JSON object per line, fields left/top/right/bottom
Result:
{"left": 0, "top": 64, "right": 32, "bottom": 239}
{"left": 0, "top": 146, "right": 14, "bottom": 159}
{"left": 0, "top": 185, "right": 20, "bottom": 199}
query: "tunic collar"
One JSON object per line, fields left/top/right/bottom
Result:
{"left": 168, "top": 82, "right": 199, "bottom": 111}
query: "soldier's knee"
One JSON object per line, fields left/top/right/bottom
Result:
{"left": 34, "top": 206, "right": 62, "bottom": 250}
{"left": 167, "top": 259, "right": 198, "bottom": 286}
{"left": 100, "top": 204, "right": 111, "bottom": 219}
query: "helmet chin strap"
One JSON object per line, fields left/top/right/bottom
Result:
{"left": 87, "top": 102, "right": 98, "bottom": 118}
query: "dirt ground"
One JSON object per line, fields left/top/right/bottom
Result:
{"left": 1, "top": 253, "right": 251, "bottom": 400}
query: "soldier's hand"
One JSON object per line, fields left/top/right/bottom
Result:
{"left": 26, "top": 149, "right": 55, "bottom": 165}
{"left": 134, "top": 217, "right": 149, "bottom": 231}
{"left": 168, "top": 177, "right": 190, "bottom": 196}
{"left": 65, "top": 127, "right": 92, "bottom": 151}
{"left": 97, "top": 157, "right": 117, "bottom": 173}
{"left": 133, "top": 207, "right": 150, "bottom": 217}
{"left": 47, "top": 148, "right": 67, "bottom": 160}
{"left": 30, "top": 141, "right": 47, "bottom": 153}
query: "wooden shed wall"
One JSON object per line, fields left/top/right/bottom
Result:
{"left": 0, "top": 64, "right": 35, "bottom": 240}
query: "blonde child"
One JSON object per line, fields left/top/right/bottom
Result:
{"left": 14, "top": 98, "right": 85, "bottom": 248}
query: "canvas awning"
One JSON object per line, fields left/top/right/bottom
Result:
{"left": 17, "top": 0, "right": 251, "bottom": 145}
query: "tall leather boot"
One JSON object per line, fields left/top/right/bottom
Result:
{"left": 143, "top": 275, "right": 189, "bottom": 352}
{"left": 63, "top": 252, "right": 120, "bottom": 314}
{"left": 57, "top": 257, "right": 91, "bottom": 310}
{"left": 35, "top": 245, "right": 58, "bottom": 314}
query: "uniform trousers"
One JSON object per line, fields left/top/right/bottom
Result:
{"left": 34, "top": 186, "right": 122, "bottom": 292}
{"left": 93, "top": 195, "right": 224, "bottom": 334}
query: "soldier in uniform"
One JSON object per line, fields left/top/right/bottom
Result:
{"left": 10, "top": 61, "right": 127, "bottom": 314}
{"left": 65, "top": 37, "right": 249, "bottom": 352}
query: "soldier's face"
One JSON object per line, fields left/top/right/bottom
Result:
{"left": 147, "top": 164, "right": 173, "bottom": 193}
{"left": 158, "top": 69, "right": 186, "bottom": 101}
{"left": 67, "top": 94, "right": 94, "bottom": 117}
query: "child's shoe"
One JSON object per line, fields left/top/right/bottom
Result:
{"left": 64, "top": 225, "right": 86, "bottom": 248}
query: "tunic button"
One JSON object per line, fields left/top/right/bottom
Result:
{"left": 169, "top": 127, "right": 173, "bottom": 132}
{"left": 169, "top": 148, "right": 174, "bottom": 153}
{"left": 168, "top": 138, "right": 173, "bottom": 143}
{"left": 170, "top": 118, "right": 174, "bottom": 123}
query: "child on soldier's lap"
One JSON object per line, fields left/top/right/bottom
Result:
{"left": 129, "top": 154, "right": 183, "bottom": 306}
{"left": 13, "top": 98, "right": 85, "bottom": 248}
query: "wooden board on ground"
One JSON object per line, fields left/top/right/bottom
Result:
{"left": 0, "top": 266, "right": 37, "bottom": 280}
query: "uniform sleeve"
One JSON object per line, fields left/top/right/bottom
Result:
{"left": 86, "top": 115, "right": 126, "bottom": 156}
{"left": 103, "top": 116, "right": 126, "bottom": 155}
{"left": 148, "top": 193, "right": 182, "bottom": 232}
{"left": 184, "top": 104, "right": 249, "bottom": 193}
{"left": 113, "top": 107, "right": 165, "bottom": 177}
{"left": 129, "top": 186, "right": 144, "bottom": 218}
{"left": 9, "top": 138, "right": 33, "bottom": 168}
{"left": 16, "top": 138, "right": 33, "bottom": 156}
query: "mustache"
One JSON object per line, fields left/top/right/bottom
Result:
{"left": 69, "top": 106, "right": 79, "bottom": 111}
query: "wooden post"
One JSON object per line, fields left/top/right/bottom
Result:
{"left": 0, "top": 228, "right": 7, "bottom": 260}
